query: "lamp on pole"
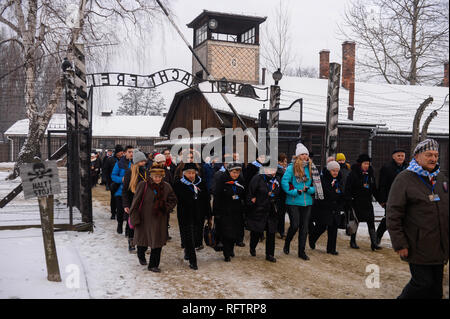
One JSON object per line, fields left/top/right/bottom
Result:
{"left": 272, "top": 68, "right": 283, "bottom": 85}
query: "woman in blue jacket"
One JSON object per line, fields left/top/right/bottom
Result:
{"left": 281, "top": 143, "right": 315, "bottom": 260}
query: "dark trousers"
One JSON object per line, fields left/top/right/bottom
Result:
{"left": 149, "top": 248, "right": 162, "bottom": 268}
{"left": 250, "top": 231, "right": 275, "bottom": 257}
{"left": 285, "top": 205, "right": 312, "bottom": 254}
{"left": 310, "top": 220, "right": 338, "bottom": 253}
{"left": 137, "top": 246, "right": 147, "bottom": 260}
{"left": 350, "top": 219, "right": 376, "bottom": 243}
{"left": 376, "top": 216, "right": 387, "bottom": 240}
{"left": 398, "top": 264, "right": 444, "bottom": 299}
{"left": 277, "top": 202, "right": 287, "bottom": 236}
{"left": 181, "top": 223, "right": 197, "bottom": 266}
{"left": 194, "top": 218, "right": 204, "bottom": 248}
{"left": 222, "top": 237, "right": 236, "bottom": 258}
{"left": 115, "top": 196, "right": 124, "bottom": 226}
{"left": 110, "top": 189, "right": 117, "bottom": 217}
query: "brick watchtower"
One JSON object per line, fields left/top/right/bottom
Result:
{"left": 187, "top": 10, "right": 267, "bottom": 85}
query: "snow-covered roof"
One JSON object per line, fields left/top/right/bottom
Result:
{"left": 4, "top": 113, "right": 166, "bottom": 138}
{"left": 199, "top": 74, "right": 449, "bottom": 134}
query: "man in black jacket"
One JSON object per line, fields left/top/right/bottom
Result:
{"left": 103, "top": 145, "right": 124, "bottom": 219}
{"left": 376, "top": 149, "right": 407, "bottom": 245}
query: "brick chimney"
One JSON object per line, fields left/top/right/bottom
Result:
{"left": 444, "top": 61, "right": 449, "bottom": 87}
{"left": 342, "top": 41, "right": 355, "bottom": 89}
{"left": 319, "top": 50, "right": 330, "bottom": 79}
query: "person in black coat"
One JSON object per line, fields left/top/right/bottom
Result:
{"left": 244, "top": 154, "right": 266, "bottom": 188}
{"left": 213, "top": 163, "right": 246, "bottom": 262}
{"left": 344, "top": 154, "right": 382, "bottom": 251}
{"left": 173, "top": 163, "right": 211, "bottom": 270}
{"left": 376, "top": 149, "right": 407, "bottom": 244}
{"left": 276, "top": 153, "right": 288, "bottom": 239}
{"left": 103, "top": 145, "right": 124, "bottom": 219}
{"left": 309, "top": 161, "right": 345, "bottom": 255}
{"left": 246, "top": 163, "right": 281, "bottom": 262}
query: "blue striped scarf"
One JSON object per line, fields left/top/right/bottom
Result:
{"left": 407, "top": 158, "right": 440, "bottom": 179}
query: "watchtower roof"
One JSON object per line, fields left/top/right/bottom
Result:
{"left": 187, "top": 10, "right": 267, "bottom": 35}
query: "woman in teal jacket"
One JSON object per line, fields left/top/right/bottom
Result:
{"left": 281, "top": 143, "right": 315, "bottom": 260}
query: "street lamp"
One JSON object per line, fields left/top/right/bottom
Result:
{"left": 272, "top": 68, "right": 283, "bottom": 85}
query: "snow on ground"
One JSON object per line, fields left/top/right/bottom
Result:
{"left": 0, "top": 162, "right": 446, "bottom": 299}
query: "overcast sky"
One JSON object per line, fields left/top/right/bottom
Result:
{"left": 95, "top": 0, "right": 353, "bottom": 114}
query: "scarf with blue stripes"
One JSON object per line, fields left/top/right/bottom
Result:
{"left": 407, "top": 158, "right": 440, "bottom": 179}
{"left": 181, "top": 176, "right": 202, "bottom": 197}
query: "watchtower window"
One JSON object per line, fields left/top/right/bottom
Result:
{"left": 211, "top": 32, "right": 238, "bottom": 43}
{"left": 242, "top": 27, "right": 256, "bottom": 44}
{"left": 195, "top": 24, "right": 208, "bottom": 46}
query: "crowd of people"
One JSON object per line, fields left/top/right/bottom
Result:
{"left": 94, "top": 139, "right": 447, "bottom": 299}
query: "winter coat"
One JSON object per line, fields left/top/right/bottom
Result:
{"left": 387, "top": 169, "right": 448, "bottom": 265}
{"left": 103, "top": 154, "right": 121, "bottom": 186}
{"left": 202, "top": 162, "right": 215, "bottom": 193}
{"left": 111, "top": 157, "right": 131, "bottom": 197}
{"left": 378, "top": 159, "right": 407, "bottom": 204}
{"left": 276, "top": 165, "right": 287, "bottom": 211}
{"left": 173, "top": 176, "right": 211, "bottom": 227}
{"left": 130, "top": 180, "right": 177, "bottom": 248}
{"left": 344, "top": 164, "right": 380, "bottom": 222}
{"left": 90, "top": 158, "right": 101, "bottom": 176}
{"left": 213, "top": 171, "right": 246, "bottom": 240}
{"left": 244, "top": 161, "right": 262, "bottom": 188}
{"left": 312, "top": 170, "right": 345, "bottom": 226}
{"left": 246, "top": 174, "right": 281, "bottom": 233}
{"left": 122, "top": 166, "right": 148, "bottom": 209}
{"left": 281, "top": 163, "right": 315, "bottom": 207}
{"left": 339, "top": 162, "right": 351, "bottom": 193}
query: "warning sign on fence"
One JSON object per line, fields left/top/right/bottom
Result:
{"left": 20, "top": 161, "right": 61, "bottom": 199}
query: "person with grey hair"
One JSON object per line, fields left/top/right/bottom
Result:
{"left": 387, "top": 139, "right": 448, "bottom": 299}
{"left": 309, "top": 161, "right": 344, "bottom": 255}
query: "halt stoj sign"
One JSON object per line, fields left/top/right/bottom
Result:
{"left": 20, "top": 161, "right": 61, "bottom": 199}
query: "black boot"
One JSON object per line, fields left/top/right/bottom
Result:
{"left": 137, "top": 248, "right": 147, "bottom": 265}
{"left": 369, "top": 228, "right": 382, "bottom": 251}
{"left": 128, "top": 238, "right": 136, "bottom": 252}
{"left": 283, "top": 241, "right": 290, "bottom": 255}
{"left": 299, "top": 252, "right": 310, "bottom": 260}
{"left": 117, "top": 222, "right": 123, "bottom": 234}
{"left": 350, "top": 235, "right": 359, "bottom": 249}
{"left": 266, "top": 255, "right": 277, "bottom": 263}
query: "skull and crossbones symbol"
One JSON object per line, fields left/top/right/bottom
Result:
{"left": 28, "top": 163, "right": 53, "bottom": 181}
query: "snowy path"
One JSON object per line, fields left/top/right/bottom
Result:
{"left": 0, "top": 163, "right": 447, "bottom": 299}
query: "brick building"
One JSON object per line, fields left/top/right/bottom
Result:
{"left": 156, "top": 10, "right": 449, "bottom": 177}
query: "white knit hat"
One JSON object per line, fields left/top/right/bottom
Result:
{"left": 295, "top": 143, "right": 309, "bottom": 156}
{"left": 327, "top": 160, "right": 340, "bottom": 171}
{"left": 154, "top": 153, "right": 166, "bottom": 163}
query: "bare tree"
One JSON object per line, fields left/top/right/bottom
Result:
{"left": 1, "top": 0, "right": 170, "bottom": 180}
{"left": 117, "top": 87, "right": 165, "bottom": 116}
{"left": 340, "top": 0, "right": 449, "bottom": 85}
{"left": 285, "top": 65, "right": 318, "bottom": 78}
{"left": 0, "top": 29, "right": 25, "bottom": 140}
{"left": 261, "top": 0, "right": 295, "bottom": 74}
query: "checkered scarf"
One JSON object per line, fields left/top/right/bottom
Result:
{"left": 311, "top": 162, "right": 324, "bottom": 200}
{"left": 407, "top": 158, "right": 440, "bottom": 179}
